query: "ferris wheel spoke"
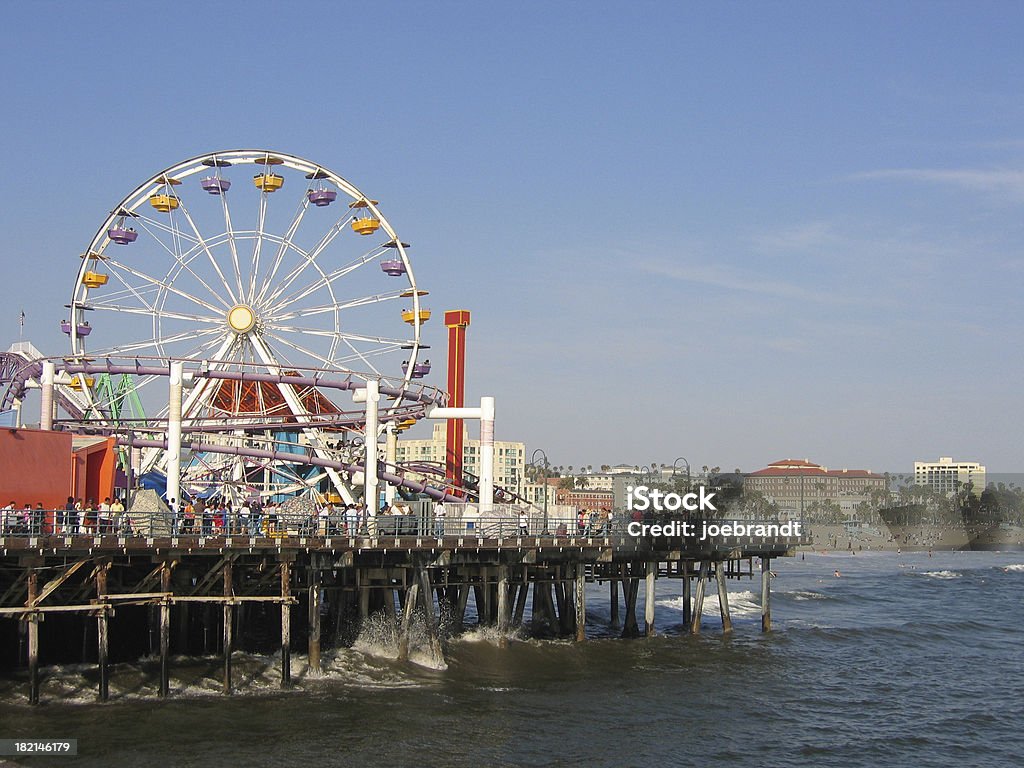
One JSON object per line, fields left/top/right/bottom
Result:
{"left": 271, "top": 324, "right": 407, "bottom": 348}
{"left": 175, "top": 198, "right": 239, "bottom": 305}
{"left": 106, "top": 327, "right": 223, "bottom": 356}
{"left": 337, "top": 336, "right": 386, "bottom": 377}
{"left": 261, "top": 209, "right": 357, "bottom": 307}
{"left": 105, "top": 260, "right": 228, "bottom": 315}
{"left": 89, "top": 303, "right": 222, "bottom": 325}
{"left": 253, "top": 195, "right": 312, "bottom": 306}
{"left": 248, "top": 188, "right": 271, "bottom": 301}
{"left": 217, "top": 184, "right": 247, "bottom": 300}
{"left": 262, "top": 331, "right": 346, "bottom": 371}
{"left": 132, "top": 213, "right": 201, "bottom": 247}
{"left": 273, "top": 291, "right": 404, "bottom": 323}
{"left": 269, "top": 257, "right": 394, "bottom": 317}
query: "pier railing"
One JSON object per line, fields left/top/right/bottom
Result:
{"left": 0, "top": 506, "right": 808, "bottom": 551}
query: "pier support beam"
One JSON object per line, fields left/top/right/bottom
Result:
{"left": 97, "top": 563, "right": 110, "bottom": 702}
{"left": 26, "top": 569, "right": 39, "bottom": 705}
{"left": 690, "top": 561, "right": 708, "bottom": 635}
{"left": 609, "top": 579, "right": 619, "bottom": 629}
{"left": 281, "top": 560, "right": 291, "bottom": 685}
{"left": 159, "top": 564, "right": 171, "bottom": 697}
{"left": 513, "top": 572, "right": 529, "bottom": 628}
{"left": 397, "top": 575, "right": 419, "bottom": 662}
{"left": 761, "top": 557, "right": 772, "bottom": 633}
{"left": 682, "top": 566, "right": 692, "bottom": 629}
{"left": 418, "top": 566, "right": 444, "bottom": 666}
{"left": 644, "top": 561, "right": 656, "bottom": 637}
{"left": 496, "top": 565, "right": 510, "bottom": 646}
{"left": 223, "top": 561, "right": 233, "bottom": 695}
{"left": 716, "top": 561, "right": 733, "bottom": 634}
{"left": 308, "top": 581, "right": 321, "bottom": 676}
{"left": 621, "top": 577, "right": 640, "bottom": 638}
{"left": 575, "top": 564, "right": 586, "bottom": 642}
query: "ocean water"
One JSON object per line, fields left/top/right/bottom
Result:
{"left": 2, "top": 551, "right": 1022, "bottom": 768}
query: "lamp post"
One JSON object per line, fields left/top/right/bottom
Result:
{"left": 530, "top": 448, "right": 550, "bottom": 534}
{"left": 672, "top": 456, "right": 691, "bottom": 492}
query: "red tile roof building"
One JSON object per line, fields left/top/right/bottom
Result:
{"left": 744, "top": 459, "right": 886, "bottom": 520}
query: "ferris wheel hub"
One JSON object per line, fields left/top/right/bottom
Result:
{"left": 227, "top": 304, "right": 257, "bottom": 334}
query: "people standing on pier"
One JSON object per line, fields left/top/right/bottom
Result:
{"left": 111, "top": 496, "right": 126, "bottom": 534}
{"left": 519, "top": 509, "right": 529, "bottom": 536}
{"left": 433, "top": 498, "right": 446, "bottom": 537}
{"left": 344, "top": 503, "right": 357, "bottom": 536}
{"left": 62, "top": 496, "right": 75, "bottom": 534}
{"left": 98, "top": 498, "right": 112, "bottom": 534}
{"left": 238, "top": 500, "right": 251, "bottom": 536}
{"left": 250, "top": 500, "right": 263, "bottom": 536}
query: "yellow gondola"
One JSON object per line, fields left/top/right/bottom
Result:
{"left": 82, "top": 271, "right": 109, "bottom": 288}
{"left": 149, "top": 194, "right": 179, "bottom": 213}
{"left": 69, "top": 376, "right": 95, "bottom": 390}
{"left": 351, "top": 217, "right": 380, "bottom": 235}
{"left": 402, "top": 309, "right": 431, "bottom": 325}
{"left": 254, "top": 173, "right": 284, "bottom": 192}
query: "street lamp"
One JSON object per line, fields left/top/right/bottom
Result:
{"left": 672, "top": 456, "right": 691, "bottom": 492}
{"left": 530, "top": 448, "right": 550, "bottom": 534}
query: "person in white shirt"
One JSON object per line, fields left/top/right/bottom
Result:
{"left": 433, "top": 500, "right": 446, "bottom": 537}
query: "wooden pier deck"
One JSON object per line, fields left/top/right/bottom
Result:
{"left": 0, "top": 528, "right": 803, "bottom": 703}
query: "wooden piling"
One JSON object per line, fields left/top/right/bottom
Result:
{"left": 644, "top": 561, "right": 656, "bottom": 637}
{"left": 496, "top": 565, "right": 510, "bottom": 645}
{"left": 280, "top": 560, "right": 291, "bottom": 685}
{"left": 223, "top": 560, "right": 233, "bottom": 695}
{"left": 397, "top": 574, "right": 419, "bottom": 662}
{"left": 159, "top": 564, "right": 171, "bottom": 697}
{"left": 512, "top": 572, "right": 529, "bottom": 628}
{"left": 609, "top": 578, "right": 619, "bottom": 628}
{"left": 621, "top": 577, "right": 640, "bottom": 638}
{"left": 97, "top": 563, "right": 109, "bottom": 702}
{"left": 308, "top": 582, "right": 321, "bottom": 676}
{"left": 574, "top": 564, "right": 586, "bottom": 642}
{"left": 417, "top": 566, "right": 444, "bottom": 665}
{"left": 26, "top": 569, "right": 39, "bottom": 706}
{"left": 761, "top": 557, "right": 771, "bottom": 632}
{"left": 690, "top": 560, "right": 708, "bottom": 635}
{"left": 715, "top": 560, "right": 733, "bottom": 633}
{"left": 682, "top": 564, "right": 692, "bottom": 629}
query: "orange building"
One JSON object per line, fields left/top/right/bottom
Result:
{"left": 0, "top": 428, "right": 117, "bottom": 517}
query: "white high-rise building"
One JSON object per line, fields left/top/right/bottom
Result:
{"left": 914, "top": 457, "right": 986, "bottom": 497}
{"left": 395, "top": 423, "right": 525, "bottom": 493}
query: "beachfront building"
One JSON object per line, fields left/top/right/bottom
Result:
{"left": 395, "top": 423, "right": 525, "bottom": 494}
{"left": 556, "top": 487, "right": 615, "bottom": 512}
{"left": 914, "top": 457, "right": 986, "bottom": 498}
{"left": 744, "top": 458, "right": 886, "bottom": 521}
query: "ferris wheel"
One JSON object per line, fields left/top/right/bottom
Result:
{"left": 63, "top": 150, "right": 433, "bottom": 502}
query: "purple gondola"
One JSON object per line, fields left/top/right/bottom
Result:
{"left": 201, "top": 177, "right": 231, "bottom": 195}
{"left": 76, "top": 323, "right": 92, "bottom": 337}
{"left": 307, "top": 188, "right": 337, "bottom": 207}
{"left": 380, "top": 259, "right": 406, "bottom": 276}
{"left": 413, "top": 361, "right": 431, "bottom": 377}
{"left": 108, "top": 226, "right": 138, "bottom": 245}
{"left": 60, "top": 320, "right": 72, "bottom": 335}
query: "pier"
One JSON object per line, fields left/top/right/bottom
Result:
{"left": 0, "top": 521, "right": 802, "bottom": 703}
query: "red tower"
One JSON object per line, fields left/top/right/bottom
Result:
{"left": 444, "top": 309, "right": 470, "bottom": 492}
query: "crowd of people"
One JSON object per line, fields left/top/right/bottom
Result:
{"left": 2, "top": 496, "right": 631, "bottom": 540}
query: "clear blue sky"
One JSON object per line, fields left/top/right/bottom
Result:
{"left": 1, "top": 1, "right": 1022, "bottom": 472}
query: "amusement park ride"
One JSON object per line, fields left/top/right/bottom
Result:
{"left": 0, "top": 150, "right": 500, "bottom": 513}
